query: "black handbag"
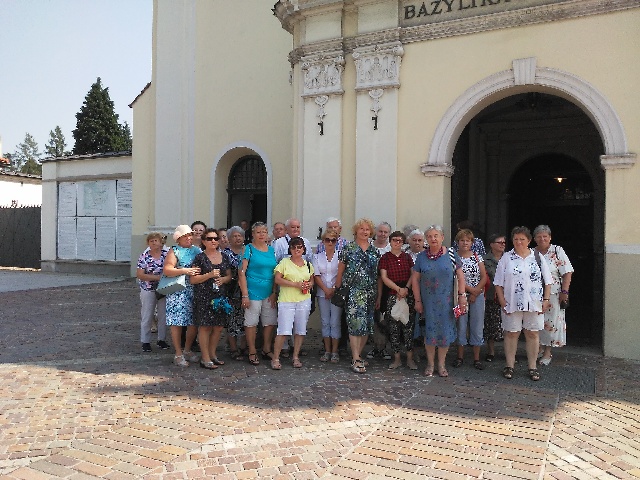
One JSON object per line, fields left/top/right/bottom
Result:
{"left": 331, "top": 286, "right": 349, "bottom": 308}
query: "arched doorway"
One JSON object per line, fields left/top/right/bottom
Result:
{"left": 227, "top": 155, "right": 267, "bottom": 227}
{"left": 507, "top": 155, "right": 600, "bottom": 344}
{"left": 451, "top": 92, "right": 605, "bottom": 345}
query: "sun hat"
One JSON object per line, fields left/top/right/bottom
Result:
{"left": 172, "top": 224, "right": 194, "bottom": 241}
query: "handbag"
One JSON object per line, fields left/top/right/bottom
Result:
{"left": 559, "top": 297, "right": 569, "bottom": 309}
{"left": 156, "top": 274, "right": 187, "bottom": 296}
{"left": 331, "top": 285, "right": 349, "bottom": 308}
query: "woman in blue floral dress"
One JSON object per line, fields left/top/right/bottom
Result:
{"left": 164, "top": 225, "right": 203, "bottom": 367}
{"left": 411, "top": 225, "right": 467, "bottom": 377}
{"left": 336, "top": 218, "right": 380, "bottom": 373}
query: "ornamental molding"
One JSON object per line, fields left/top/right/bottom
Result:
{"left": 600, "top": 154, "right": 637, "bottom": 170}
{"left": 284, "top": 0, "right": 639, "bottom": 61}
{"left": 289, "top": 38, "right": 344, "bottom": 66}
{"left": 425, "top": 60, "right": 631, "bottom": 171}
{"left": 301, "top": 51, "right": 345, "bottom": 97}
{"left": 353, "top": 41, "right": 404, "bottom": 91}
{"left": 420, "top": 163, "right": 455, "bottom": 177}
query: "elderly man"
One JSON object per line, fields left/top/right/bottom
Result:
{"left": 273, "top": 218, "right": 313, "bottom": 263}
{"left": 272, "top": 222, "right": 286, "bottom": 242}
{"left": 316, "top": 217, "right": 349, "bottom": 254}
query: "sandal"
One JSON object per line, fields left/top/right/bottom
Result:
{"left": 211, "top": 357, "right": 225, "bottom": 366}
{"left": 261, "top": 350, "right": 274, "bottom": 360}
{"left": 271, "top": 358, "right": 281, "bottom": 370}
{"left": 438, "top": 367, "right": 449, "bottom": 378}
{"left": 424, "top": 365, "right": 434, "bottom": 377}
{"left": 330, "top": 353, "right": 339, "bottom": 363}
{"left": 528, "top": 368, "right": 541, "bottom": 381}
{"left": 351, "top": 359, "right": 366, "bottom": 373}
{"left": 485, "top": 354, "right": 495, "bottom": 362}
{"left": 503, "top": 366, "right": 514, "bottom": 379}
{"left": 453, "top": 358, "right": 464, "bottom": 368}
{"left": 320, "top": 352, "right": 331, "bottom": 362}
{"left": 292, "top": 358, "right": 303, "bottom": 368}
{"left": 200, "top": 360, "right": 218, "bottom": 370}
{"left": 473, "top": 360, "right": 484, "bottom": 370}
{"left": 248, "top": 353, "right": 260, "bottom": 366}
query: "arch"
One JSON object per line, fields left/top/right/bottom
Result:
{"left": 210, "top": 141, "right": 273, "bottom": 227}
{"left": 423, "top": 58, "right": 631, "bottom": 171}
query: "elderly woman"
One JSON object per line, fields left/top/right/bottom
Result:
{"left": 238, "top": 222, "right": 278, "bottom": 366}
{"left": 190, "top": 228, "right": 232, "bottom": 369}
{"left": 410, "top": 225, "right": 466, "bottom": 377}
{"left": 217, "top": 228, "right": 229, "bottom": 251}
{"left": 136, "top": 232, "right": 169, "bottom": 352}
{"left": 163, "top": 225, "right": 202, "bottom": 367}
{"left": 534, "top": 225, "right": 574, "bottom": 366}
{"left": 406, "top": 229, "right": 425, "bottom": 262}
{"left": 483, "top": 233, "right": 507, "bottom": 362}
{"left": 313, "top": 230, "right": 342, "bottom": 363}
{"left": 223, "top": 226, "right": 247, "bottom": 360}
{"left": 336, "top": 218, "right": 380, "bottom": 374}
{"left": 494, "top": 226, "right": 553, "bottom": 381}
{"left": 453, "top": 229, "right": 487, "bottom": 370}
{"left": 271, "top": 237, "right": 315, "bottom": 369}
{"left": 379, "top": 231, "right": 417, "bottom": 370}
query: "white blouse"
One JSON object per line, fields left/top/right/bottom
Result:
{"left": 312, "top": 251, "right": 339, "bottom": 298}
{"left": 494, "top": 248, "right": 553, "bottom": 314}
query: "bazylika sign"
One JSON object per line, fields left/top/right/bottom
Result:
{"left": 400, "top": 0, "right": 570, "bottom": 27}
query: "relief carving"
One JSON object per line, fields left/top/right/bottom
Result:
{"left": 301, "top": 52, "right": 345, "bottom": 97}
{"left": 353, "top": 42, "right": 404, "bottom": 91}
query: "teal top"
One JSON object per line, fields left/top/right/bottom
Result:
{"left": 243, "top": 244, "right": 277, "bottom": 300}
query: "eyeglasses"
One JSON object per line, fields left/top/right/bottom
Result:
{"left": 324, "top": 238, "right": 337, "bottom": 243}
{"left": 204, "top": 236, "right": 219, "bottom": 241}
{"left": 390, "top": 238, "right": 403, "bottom": 243}
{"left": 493, "top": 241, "right": 506, "bottom": 244}
{"left": 291, "top": 245, "right": 305, "bottom": 250}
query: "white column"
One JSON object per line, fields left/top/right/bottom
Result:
{"left": 299, "top": 51, "right": 345, "bottom": 241}
{"left": 353, "top": 42, "right": 404, "bottom": 226}
{"left": 153, "top": 0, "right": 196, "bottom": 230}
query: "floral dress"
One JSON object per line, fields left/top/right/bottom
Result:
{"left": 538, "top": 245, "right": 574, "bottom": 347}
{"left": 412, "top": 249, "right": 459, "bottom": 346}
{"left": 338, "top": 242, "right": 380, "bottom": 336}
{"left": 222, "top": 247, "right": 245, "bottom": 337}
{"left": 165, "top": 245, "right": 202, "bottom": 327}
{"left": 192, "top": 252, "right": 232, "bottom": 327}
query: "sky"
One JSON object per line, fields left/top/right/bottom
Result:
{"left": 0, "top": 0, "right": 152, "bottom": 156}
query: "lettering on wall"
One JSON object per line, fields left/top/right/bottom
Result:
{"left": 400, "top": 0, "right": 571, "bottom": 26}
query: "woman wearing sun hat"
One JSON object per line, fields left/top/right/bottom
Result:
{"left": 163, "top": 224, "right": 203, "bottom": 367}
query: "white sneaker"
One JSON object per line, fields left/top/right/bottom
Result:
{"left": 173, "top": 355, "right": 189, "bottom": 367}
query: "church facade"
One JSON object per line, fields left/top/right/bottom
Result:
{"left": 131, "top": 0, "right": 640, "bottom": 359}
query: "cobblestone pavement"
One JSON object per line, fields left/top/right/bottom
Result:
{"left": 0, "top": 279, "right": 639, "bottom": 479}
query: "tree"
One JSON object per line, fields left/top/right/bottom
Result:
{"left": 120, "top": 121, "right": 132, "bottom": 151}
{"left": 13, "top": 133, "right": 42, "bottom": 175}
{"left": 72, "top": 77, "right": 131, "bottom": 155}
{"left": 45, "top": 126, "right": 69, "bottom": 157}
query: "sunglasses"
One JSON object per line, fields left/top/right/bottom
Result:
{"left": 324, "top": 238, "right": 337, "bottom": 243}
{"left": 204, "top": 236, "right": 219, "bottom": 241}
{"left": 291, "top": 245, "right": 305, "bottom": 250}
{"left": 493, "top": 241, "right": 506, "bottom": 244}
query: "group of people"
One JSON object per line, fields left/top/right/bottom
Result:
{"left": 136, "top": 216, "right": 573, "bottom": 381}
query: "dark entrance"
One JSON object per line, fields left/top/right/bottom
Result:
{"left": 227, "top": 155, "right": 267, "bottom": 227}
{"left": 507, "top": 155, "right": 600, "bottom": 345}
{"left": 451, "top": 92, "right": 605, "bottom": 346}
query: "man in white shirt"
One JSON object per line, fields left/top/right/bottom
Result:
{"left": 273, "top": 218, "right": 313, "bottom": 263}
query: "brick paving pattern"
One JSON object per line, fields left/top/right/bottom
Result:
{"left": 0, "top": 278, "right": 639, "bottom": 479}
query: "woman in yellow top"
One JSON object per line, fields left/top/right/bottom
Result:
{"left": 271, "top": 237, "right": 315, "bottom": 370}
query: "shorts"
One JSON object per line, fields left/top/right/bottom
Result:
{"left": 501, "top": 310, "right": 544, "bottom": 332}
{"left": 244, "top": 298, "right": 278, "bottom": 327}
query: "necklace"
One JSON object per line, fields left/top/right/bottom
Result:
{"left": 426, "top": 247, "right": 444, "bottom": 260}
